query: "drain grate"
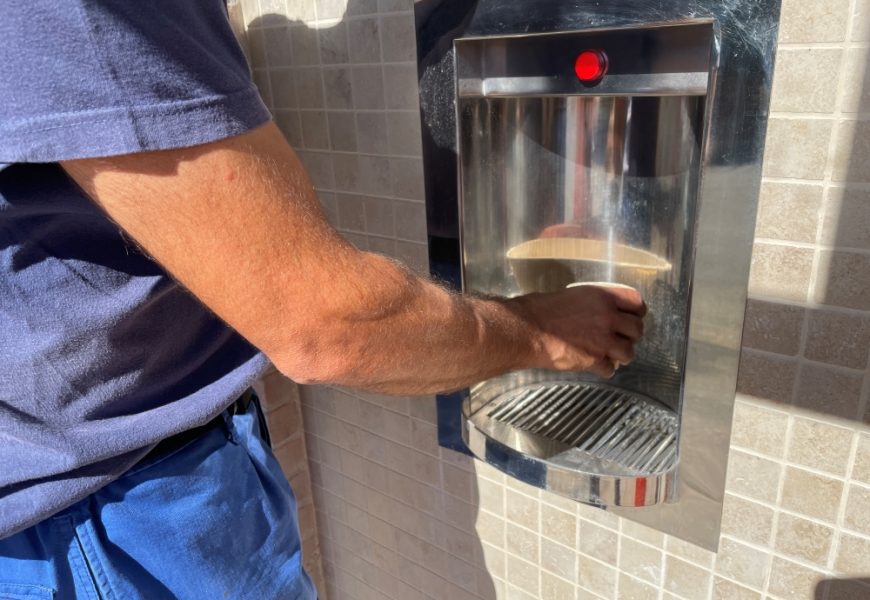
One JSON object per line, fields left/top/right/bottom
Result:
{"left": 487, "top": 382, "right": 677, "bottom": 473}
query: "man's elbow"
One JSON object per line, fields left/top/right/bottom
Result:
{"left": 268, "top": 335, "right": 362, "bottom": 387}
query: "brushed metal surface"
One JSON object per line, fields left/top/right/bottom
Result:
{"left": 416, "top": 0, "right": 782, "bottom": 551}
{"left": 458, "top": 91, "right": 700, "bottom": 414}
{"left": 463, "top": 377, "right": 678, "bottom": 506}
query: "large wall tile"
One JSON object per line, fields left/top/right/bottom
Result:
{"left": 854, "top": 0, "right": 870, "bottom": 41}
{"left": 788, "top": 417, "right": 854, "bottom": 476}
{"left": 834, "top": 534, "right": 870, "bottom": 573}
{"left": 730, "top": 401, "right": 789, "bottom": 457}
{"left": 854, "top": 434, "right": 870, "bottom": 485}
{"left": 664, "top": 556, "right": 712, "bottom": 599}
{"left": 832, "top": 120, "right": 870, "bottom": 184}
{"left": 774, "top": 513, "right": 834, "bottom": 566}
{"left": 748, "top": 243, "right": 814, "bottom": 302}
{"left": 712, "top": 577, "right": 761, "bottom": 600}
{"left": 725, "top": 450, "right": 782, "bottom": 503}
{"left": 770, "top": 49, "right": 842, "bottom": 113}
{"left": 837, "top": 48, "right": 870, "bottom": 113}
{"left": 714, "top": 538, "right": 768, "bottom": 590}
{"left": 347, "top": 17, "right": 381, "bottom": 63}
{"left": 755, "top": 182, "right": 823, "bottom": 243}
{"left": 742, "top": 299, "right": 804, "bottom": 355}
{"left": 813, "top": 250, "right": 870, "bottom": 310}
{"left": 767, "top": 557, "right": 827, "bottom": 600}
{"left": 351, "top": 66, "right": 385, "bottom": 109}
{"left": 736, "top": 350, "right": 797, "bottom": 404}
{"left": 318, "top": 22, "right": 349, "bottom": 64}
{"left": 762, "top": 119, "right": 833, "bottom": 180}
{"left": 794, "top": 362, "right": 864, "bottom": 419}
{"left": 380, "top": 13, "right": 417, "bottom": 62}
{"left": 780, "top": 466, "right": 845, "bottom": 523}
{"left": 720, "top": 494, "right": 775, "bottom": 545}
{"left": 804, "top": 309, "right": 870, "bottom": 368}
{"left": 578, "top": 520, "right": 618, "bottom": 565}
{"left": 577, "top": 554, "right": 617, "bottom": 599}
{"left": 844, "top": 485, "right": 870, "bottom": 537}
{"left": 820, "top": 187, "right": 870, "bottom": 250}
{"left": 618, "top": 538, "right": 663, "bottom": 586}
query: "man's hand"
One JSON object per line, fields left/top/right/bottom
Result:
{"left": 61, "top": 121, "right": 646, "bottom": 394}
{"left": 508, "top": 285, "right": 647, "bottom": 379}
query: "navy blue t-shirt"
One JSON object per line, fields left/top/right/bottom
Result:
{"left": 0, "top": 1, "right": 273, "bottom": 538}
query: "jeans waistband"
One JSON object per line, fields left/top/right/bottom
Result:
{"left": 146, "top": 389, "right": 267, "bottom": 462}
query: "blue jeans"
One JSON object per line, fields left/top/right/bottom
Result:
{"left": 0, "top": 404, "right": 317, "bottom": 599}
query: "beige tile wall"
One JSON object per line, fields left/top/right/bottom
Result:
{"left": 241, "top": 0, "right": 870, "bottom": 598}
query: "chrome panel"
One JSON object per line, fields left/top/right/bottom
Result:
{"left": 458, "top": 72, "right": 709, "bottom": 97}
{"left": 459, "top": 92, "right": 702, "bottom": 414}
{"left": 463, "top": 375, "right": 678, "bottom": 506}
{"left": 416, "top": 0, "right": 782, "bottom": 551}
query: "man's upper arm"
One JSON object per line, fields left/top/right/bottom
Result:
{"left": 61, "top": 122, "right": 370, "bottom": 375}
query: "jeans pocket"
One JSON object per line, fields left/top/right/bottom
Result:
{"left": 0, "top": 583, "right": 54, "bottom": 599}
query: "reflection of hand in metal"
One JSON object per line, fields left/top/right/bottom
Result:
{"left": 569, "top": 282, "right": 639, "bottom": 376}
{"left": 538, "top": 223, "right": 588, "bottom": 239}
{"left": 508, "top": 283, "right": 646, "bottom": 379}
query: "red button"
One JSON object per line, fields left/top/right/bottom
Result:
{"left": 575, "top": 50, "right": 608, "bottom": 83}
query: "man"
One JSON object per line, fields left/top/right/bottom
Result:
{"left": 0, "top": 1, "right": 645, "bottom": 598}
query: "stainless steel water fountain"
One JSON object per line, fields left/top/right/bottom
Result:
{"left": 415, "top": 0, "right": 781, "bottom": 550}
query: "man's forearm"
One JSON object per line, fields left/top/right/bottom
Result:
{"left": 276, "top": 250, "right": 545, "bottom": 393}
{"left": 63, "top": 122, "right": 643, "bottom": 395}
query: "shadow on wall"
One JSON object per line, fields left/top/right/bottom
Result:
{"left": 243, "top": 3, "right": 498, "bottom": 599}
{"left": 740, "top": 46, "right": 870, "bottom": 429}
{"left": 815, "top": 577, "right": 870, "bottom": 599}
{"left": 807, "top": 43, "right": 870, "bottom": 598}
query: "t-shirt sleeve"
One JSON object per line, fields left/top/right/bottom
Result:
{"left": 0, "top": 0, "right": 272, "bottom": 163}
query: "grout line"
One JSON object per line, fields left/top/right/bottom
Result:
{"left": 264, "top": 101, "right": 421, "bottom": 115}
{"left": 805, "top": 180, "right": 870, "bottom": 192}
{"left": 828, "top": 432, "right": 860, "bottom": 578}
{"left": 759, "top": 177, "right": 827, "bottom": 187}
{"left": 727, "top": 441, "right": 863, "bottom": 487}
{"left": 719, "top": 533, "right": 833, "bottom": 580}
{"left": 760, "top": 177, "right": 870, "bottom": 191}
{"left": 328, "top": 147, "right": 424, "bottom": 161}
{"left": 768, "top": 112, "right": 838, "bottom": 120}
{"left": 248, "top": 10, "right": 414, "bottom": 32}
{"left": 291, "top": 144, "right": 425, "bottom": 162}
{"left": 535, "top": 488, "right": 543, "bottom": 596}
{"left": 745, "top": 293, "right": 870, "bottom": 317}
{"left": 858, "top": 382, "right": 870, "bottom": 446}
{"left": 614, "top": 519, "right": 623, "bottom": 599}
{"left": 769, "top": 111, "right": 870, "bottom": 122}
{"left": 753, "top": 237, "right": 870, "bottom": 256}
{"left": 314, "top": 183, "right": 424, "bottom": 203}
{"left": 775, "top": 42, "right": 870, "bottom": 50}
{"left": 725, "top": 486, "right": 870, "bottom": 539}
{"left": 741, "top": 347, "right": 867, "bottom": 377}
{"left": 656, "top": 535, "right": 666, "bottom": 600}
{"left": 737, "top": 346, "right": 799, "bottom": 363}
{"left": 538, "top": 562, "right": 580, "bottom": 592}
{"left": 327, "top": 192, "right": 426, "bottom": 205}
{"left": 761, "top": 410, "right": 794, "bottom": 597}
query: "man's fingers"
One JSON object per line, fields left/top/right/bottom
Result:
{"left": 610, "top": 286, "right": 647, "bottom": 317}
{"left": 589, "top": 355, "right": 617, "bottom": 379}
{"left": 613, "top": 313, "right": 644, "bottom": 342}
{"left": 608, "top": 336, "right": 635, "bottom": 365}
